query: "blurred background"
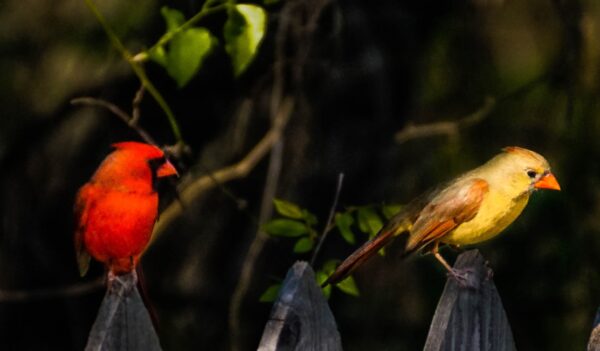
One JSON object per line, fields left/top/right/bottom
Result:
{"left": 1, "top": 0, "right": 599, "bottom": 350}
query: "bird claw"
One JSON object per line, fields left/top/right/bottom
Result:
{"left": 107, "top": 270, "right": 138, "bottom": 295}
{"left": 447, "top": 267, "right": 479, "bottom": 289}
{"left": 107, "top": 270, "right": 116, "bottom": 290}
{"left": 484, "top": 260, "right": 494, "bottom": 280}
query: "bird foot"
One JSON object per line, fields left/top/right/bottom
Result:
{"left": 107, "top": 270, "right": 138, "bottom": 295}
{"left": 447, "top": 267, "right": 479, "bottom": 289}
{"left": 484, "top": 260, "right": 494, "bottom": 280}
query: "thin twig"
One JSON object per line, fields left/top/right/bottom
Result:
{"left": 131, "top": 85, "right": 145, "bottom": 126}
{"left": 228, "top": 135, "right": 284, "bottom": 351}
{"left": 70, "top": 97, "right": 157, "bottom": 146}
{"left": 310, "top": 172, "right": 344, "bottom": 266}
{"left": 0, "top": 277, "right": 104, "bottom": 302}
{"left": 133, "top": 4, "right": 228, "bottom": 62}
{"left": 196, "top": 162, "right": 251, "bottom": 212}
{"left": 82, "top": 0, "right": 184, "bottom": 145}
{"left": 228, "top": 1, "right": 331, "bottom": 349}
{"left": 228, "top": 5, "right": 296, "bottom": 348}
{"left": 394, "top": 97, "right": 496, "bottom": 144}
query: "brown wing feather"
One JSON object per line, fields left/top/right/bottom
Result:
{"left": 74, "top": 184, "right": 94, "bottom": 277}
{"left": 405, "top": 178, "right": 488, "bottom": 253}
{"left": 414, "top": 220, "right": 457, "bottom": 248}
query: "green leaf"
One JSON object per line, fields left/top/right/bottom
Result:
{"left": 321, "top": 259, "right": 338, "bottom": 275}
{"left": 336, "top": 276, "right": 360, "bottom": 296}
{"left": 293, "top": 237, "right": 314, "bottom": 253}
{"left": 224, "top": 4, "right": 267, "bottom": 76}
{"left": 315, "top": 270, "right": 327, "bottom": 285}
{"left": 316, "top": 271, "right": 332, "bottom": 299}
{"left": 166, "top": 27, "right": 214, "bottom": 87}
{"left": 322, "top": 284, "right": 332, "bottom": 299}
{"left": 148, "top": 45, "right": 168, "bottom": 67}
{"left": 160, "top": 6, "right": 185, "bottom": 32}
{"left": 335, "top": 212, "right": 355, "bottom": 244}
{"left": 382, "top": 204, "right": 403, "bottom": 220}
{"left": 259, "top": 283, "right": 281, "bottom": 302}
{"left": 151, "top": 7, "right": 186, "bottom": 69}
{"left": 263, "top": 219, "right": 308, "bottom": 237}
{"left": 357, "top": 207, "right": 383, "bottom": 236}
{"left": 273, "top": 198, "right": 304, "bottom": 219}
{"left": 302, "top": 210, "right": 318, "bottom": 226}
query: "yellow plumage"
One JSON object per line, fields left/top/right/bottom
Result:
{"left": 325, "top": 146, "right": 560, "bottom": 286}
{"left": 441, "top": 147, "right": 547, "bottom": 245}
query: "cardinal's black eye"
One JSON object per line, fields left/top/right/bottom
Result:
{"left": 148, "top": 156, "right": 167, "bottom": 191}
{"left": 527, "top": 170, "right": 537, "bottom": 178}
{"left": 148, "top": 156, "right": 166, "bottom": 172}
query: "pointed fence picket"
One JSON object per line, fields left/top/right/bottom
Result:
{"left": 84, "top": 272, "right": 161, "bottom": 351}
{"left": 260, "top": 250, "right": 518, "bottom": 351}
{"left": 82, "top": 250, "right": 600, "bottom": 351}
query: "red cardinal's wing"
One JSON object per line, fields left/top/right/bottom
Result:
{"left": 405, "top": 178, "right": 489, "bottom": 253}
{"left": 74, "top": 184, "right": 95, "bottom": 277}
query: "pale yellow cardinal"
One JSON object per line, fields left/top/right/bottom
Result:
{"left": 324, "top": 146, "right": 560, "bottom": 286}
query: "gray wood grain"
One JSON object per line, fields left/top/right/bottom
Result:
{"left": 85, "top": 272, "right": 162, "bottom": 351}
{"left": 258, "top": 261, "right": 342, "bottom": 351}
{"left": 588, "top": 307, "right": 600, "bottom": 351}
{"left": 424, "top": 250, "right": 516, "bottom": 351}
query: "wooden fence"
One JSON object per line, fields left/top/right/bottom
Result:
{"left": 259, "top": 250, "right": 516, "bottom": 351}
{"left": 84, "top": 250, "right": 600, "bottom": 350}
{"left": 84, "top": 273, "right": 161, "bottom": 351}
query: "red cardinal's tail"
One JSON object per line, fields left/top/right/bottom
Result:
{"left": 135, "top": 264, "right": 160, "bottom": 329}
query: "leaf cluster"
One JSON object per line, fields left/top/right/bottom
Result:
{"left": 150, "top": 3, "right": 267, "bottom": 87}
{"left": 260, "top": 198, "right": 404, "bottom": 301}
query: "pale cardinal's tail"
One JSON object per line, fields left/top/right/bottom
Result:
{"left": 322, "top": 212, "right": 413, "bottom": 287}
{"left": 322, "top": 229, "right": 395, "bottom": 287}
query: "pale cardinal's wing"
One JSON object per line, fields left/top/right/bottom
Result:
{"left": 323, "top": 177, "right": 489, "bottom": 286}
{"left": 405, "top": 178, "right": 489, "bottom": 253}
{"left": 74, "top": 183, "right": 95, "bottom": 277}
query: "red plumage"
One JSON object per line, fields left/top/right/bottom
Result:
{"left": 74, "top": 142, "right": 177, "bottom": 277}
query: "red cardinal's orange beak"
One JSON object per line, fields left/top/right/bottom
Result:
{"left": 157, "top": 160, "right": 178, "bottom": 178}
{"left": 534, "top": 172, "right": 561, "bottom": 191}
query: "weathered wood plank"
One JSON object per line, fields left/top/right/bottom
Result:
{"left": 258, "top": 261, "right": 342, "bottom": 351}
{"left": 588, "top": 307, "right": 600, "bottom": 351}
{"left": 85, "top": 272, "right": 162, "bottom": 351}
{"left": 424, "top": 249, "right": 516, "bottom": 351}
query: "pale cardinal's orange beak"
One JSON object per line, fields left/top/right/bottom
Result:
{"left": 157, "top": 160, "right": 178, "bottom": 178}
{"left": 534, "top": 172, "right": 560, "bottom": 191}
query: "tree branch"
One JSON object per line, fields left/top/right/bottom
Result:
{"left": 70, "top": 96, "right": 158, "bottom": 147}
{"left": 394, "top": 97, "right": 496, "bottom": 144}
{"left": 310, "top": 173, "right": 344, "bottom": 266}
{"left": 82, "top": 0, "right": 184, "bottom": 145}
{"left": 0, "top": 277, "right": 104, "bottom": 302}
{"left": 149, "top": 97, "right": 295, "bottom": 243}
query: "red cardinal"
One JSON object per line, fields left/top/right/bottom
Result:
{"left": 74, "top": 142, "right": 178, "bottom": 281}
